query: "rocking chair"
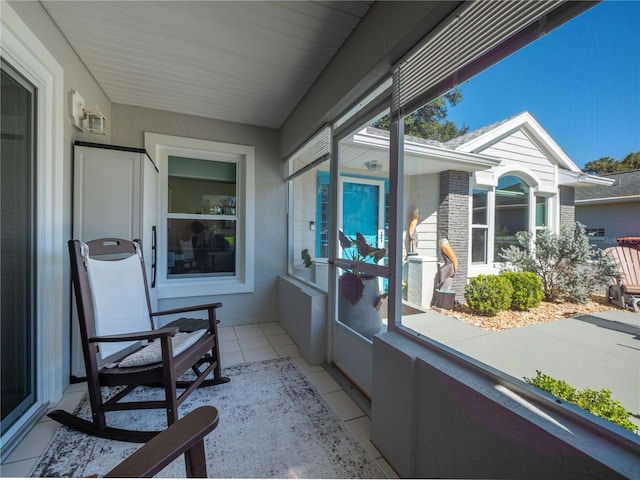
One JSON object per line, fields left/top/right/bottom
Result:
{"left": 48, "top": 238, "right": 230, "bottom": 443}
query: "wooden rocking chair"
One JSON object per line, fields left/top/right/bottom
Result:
{"left": 603, "top": 245, "right": 640, "bottom": 312}
{"left": 48, "top": 238, "right": 230, "bottom": 443}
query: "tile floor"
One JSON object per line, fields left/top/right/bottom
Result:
{"left": 1, "top": 322, "right": 397, "bottom": 478}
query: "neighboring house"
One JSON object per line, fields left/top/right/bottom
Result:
{"left": 575, "top": 170, "right": 640, "bottom": 249}
{"left": 332, "top": 112, "right": 614, "bottom": 304}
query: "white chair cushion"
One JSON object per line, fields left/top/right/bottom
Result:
{"left": 118, "top": 329, "right": 207, "bottom": 367}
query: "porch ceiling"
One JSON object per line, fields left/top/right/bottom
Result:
{"left": 42, "top": 1, "right": 374, "bottom": 129}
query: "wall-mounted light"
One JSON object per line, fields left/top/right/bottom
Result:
{"left": 70, "top": 89, "right": 107, "bottom": 135}
{"left": 365, "top": 160, "right": 382, "bottom": 173}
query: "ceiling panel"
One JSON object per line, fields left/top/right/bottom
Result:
{"left": 42, "top": 1, "right": 374, "bottom": 128}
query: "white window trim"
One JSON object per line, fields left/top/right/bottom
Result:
{"left": 145, "top": 133, "right": 255, "bottom": 298}
{"left": 1, "top": 2, "right": 65, "bottom": 453}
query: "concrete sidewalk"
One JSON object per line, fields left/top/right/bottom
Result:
{"left": 403, "top": 309, "right": 640, "bottom": 418}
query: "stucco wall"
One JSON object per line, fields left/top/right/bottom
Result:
{"left": 371, "top": 332, "right": 635, "bottom": 479}
{"left": 111, "top": 103, "right": 286, "bottom": 326}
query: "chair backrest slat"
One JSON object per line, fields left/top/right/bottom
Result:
{"left": 604, "top": 246, "right": 640, "bottom": 286}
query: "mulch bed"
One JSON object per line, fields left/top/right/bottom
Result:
{"left": 439, "top": 294, "right": 633, "bottom": 331}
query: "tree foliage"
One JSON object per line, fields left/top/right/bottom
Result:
{"left": 582, "top": 151, "right": 640, "bottom": 175}
{"left": 374, "top": 89, "right": 469, "bottom": 143}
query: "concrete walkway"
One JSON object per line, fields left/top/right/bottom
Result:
{"left": 403, "top": 309, "right": 640, "bottom": 418}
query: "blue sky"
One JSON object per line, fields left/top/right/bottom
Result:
{"left": 445, "top": 0, "right": 640, "bottom": 169}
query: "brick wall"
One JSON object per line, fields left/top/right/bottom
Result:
{"left": 437, "top": 171, "right": 469, "bottom": 302}
{"left": 559, "top": 186, "right": 575, "bottom": 229}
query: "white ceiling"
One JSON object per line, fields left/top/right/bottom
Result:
{"left": 42, "top": 1, "right": 374, "bottom": 129}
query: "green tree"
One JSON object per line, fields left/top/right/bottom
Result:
{"left": 620, "top": 151, "right": 640, "bottom": 171}
{"left": 582, "top": 152, "right": 640, "bottom": 175}
{"left": 374, "top": 88, "right": 469, "bottom": 142}
{"left": 582, "top": 156, "right": 620, "bottom": 175}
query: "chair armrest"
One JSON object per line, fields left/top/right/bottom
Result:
{"left": 88, "top": 326, "right": 179, "bottom": 343}
{"left": 151, "top": 303, "right": 223, "bottom": 317}
{"left": 105, "top": 406, "right": 219, "bottom": 478}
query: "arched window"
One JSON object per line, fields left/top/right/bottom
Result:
{"left": 494, "top": 175, "right": 529, "bottom": 259}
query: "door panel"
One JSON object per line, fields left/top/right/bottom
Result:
{"left": 1, "top": 60, "right": 37, "bottom": 433}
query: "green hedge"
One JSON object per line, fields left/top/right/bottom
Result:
{"left": 464, "top": 275, "right": 513, "bottom": 316}
{"left": 525, "top": 371, "right": 638, "bottom": 434}
{"left": 500, "top": 271, "right": 544, "bottom": 311}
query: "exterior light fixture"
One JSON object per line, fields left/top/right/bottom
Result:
{"left": 70, "top": 89, "right": 107, "bottom": 134}
{"left": 365, "top": 160, "right": 382, "bottom": 173}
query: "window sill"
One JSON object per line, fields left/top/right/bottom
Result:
{"left": 156, "top": 277, "right": 254, "bottom": 298}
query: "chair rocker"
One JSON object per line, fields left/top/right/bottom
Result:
{"left": 48, "top": 238, "right": 230, "bottom": 443}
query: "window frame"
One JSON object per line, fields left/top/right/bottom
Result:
{"left": 145, "top": 133, "right": 255, "bottom": 298}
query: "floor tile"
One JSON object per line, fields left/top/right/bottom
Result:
{"left": 3, "top": 420, "right": 59, "bottom": 464}
{"left": 220, "top": 350, "right": 245, "bottom": 367}
{"left": 238, "top": 336, "right": 272, "bottom": 351}
{"left": 48, "top": 389, "right": 85, "bottom": 415}
{"left": 268, "top": 333, "right": 294, "bottom": 347}
{"left": 219, "top": 339, "right": 241, "bottom": 353}
{"left": 260, "top": 323, "right": 285, "bottom": 336}
{"left": 376, "top": 456, "right": 399, "bottom": 478}
{"left": 0, "top": 456, "right": 37, "bottom": 477}
{"left": 64, "top": 382, "right": 88, "bottom": 394}
{"left": 217, "top": 326, "right": 237, "bottom": 341}
{"left": 234, "top": 325, "right": 265, "bottom": 339}
{"left": 292, "top": 357, "right": 324, "bottom": 374}
{"left": 306, "top": 370, "right": 341, "bottom": 394}
{"left": 274, "top": 343, "right": 300, "bottom": 358}
{"left": 242, "top": 347, "right": 279, "bottom": 363}
{"left": 322, "top": 390, "right": 364, "bottom": 421}
{"left": 345, "top": 416, "right": 381, "bottom": 459}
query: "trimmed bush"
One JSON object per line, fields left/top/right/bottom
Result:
{"left": 500, "top": 271, "right": 544, "bottom": 311}
{"left": 525, "top": 371, "right": 638, "bottom": 434}
{"left": 464, "top": 275, "right": 513, "bottom": 316}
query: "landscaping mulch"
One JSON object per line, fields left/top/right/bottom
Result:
{"left": 440, "top": 294, "right": 632, "bottom": 332}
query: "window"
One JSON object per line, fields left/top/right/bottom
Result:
{"left": 389, "top": 0, "right": 636, "bottom": 442}
{"left": 145, "top": 133, "right": 254, "bottom": 298}
{"left": 286, "top": 127, "right": 331, "bottom": 290}
{"left": 586, "top": 227, "right": 605, "bottom": 237}
{"left": 167, "top": 157, "right": 237, "bottom": 277}
{"left": 471, "top": 189, "right": 488, "bottom": 264}
{"left": 494, "top": 175, "right": 529, "bottom": 259}
{"left": 535, "top": 195, "right": 548, "bottom": 229}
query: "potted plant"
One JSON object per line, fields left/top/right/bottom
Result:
{"left": 338, "top": 231, "right": 387, "bottom": 339}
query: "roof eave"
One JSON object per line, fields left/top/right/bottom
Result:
{"left": 558, "top": 170, "right": 616, "bottom": 188}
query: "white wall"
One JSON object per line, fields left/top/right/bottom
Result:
{"left": 111, "top": 103, "right": 286, "bottom": 326}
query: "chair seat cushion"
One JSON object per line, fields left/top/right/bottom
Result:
{"left": 118, "top": 329, "right": 207, "bottom": 367}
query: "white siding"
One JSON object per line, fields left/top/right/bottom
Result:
{"left": 479, "top": 130, "right": 556, "bottom": 185}
{"left": 404, "top": 173, "right": 439, "bottom": 257}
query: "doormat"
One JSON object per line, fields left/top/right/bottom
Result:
{"left": 32, "top": 358, "right": 384, "bottom": 478}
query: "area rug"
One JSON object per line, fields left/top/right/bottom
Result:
{"left": 32, "top": 358, "right": 384, "bottom": 478}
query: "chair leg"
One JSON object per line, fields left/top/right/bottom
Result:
{"left": 185, "top": 439, "right": 208, "bottom": 478}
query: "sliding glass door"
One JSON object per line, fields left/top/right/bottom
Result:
{"left": 1, "top": 59, "right": 37, "bottom": 434}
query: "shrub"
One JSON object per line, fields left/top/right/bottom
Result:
{"left": 500, "top": 271, "right": 544, "bottom": 311}
{"left": 525, "top": 371, "right": 638, "bottom": 434}
{"left": 464, "top": 275, "right": 513, "bottom": 316}
{"left": 500, "top": 222, "right": 619, "bottom": 303}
